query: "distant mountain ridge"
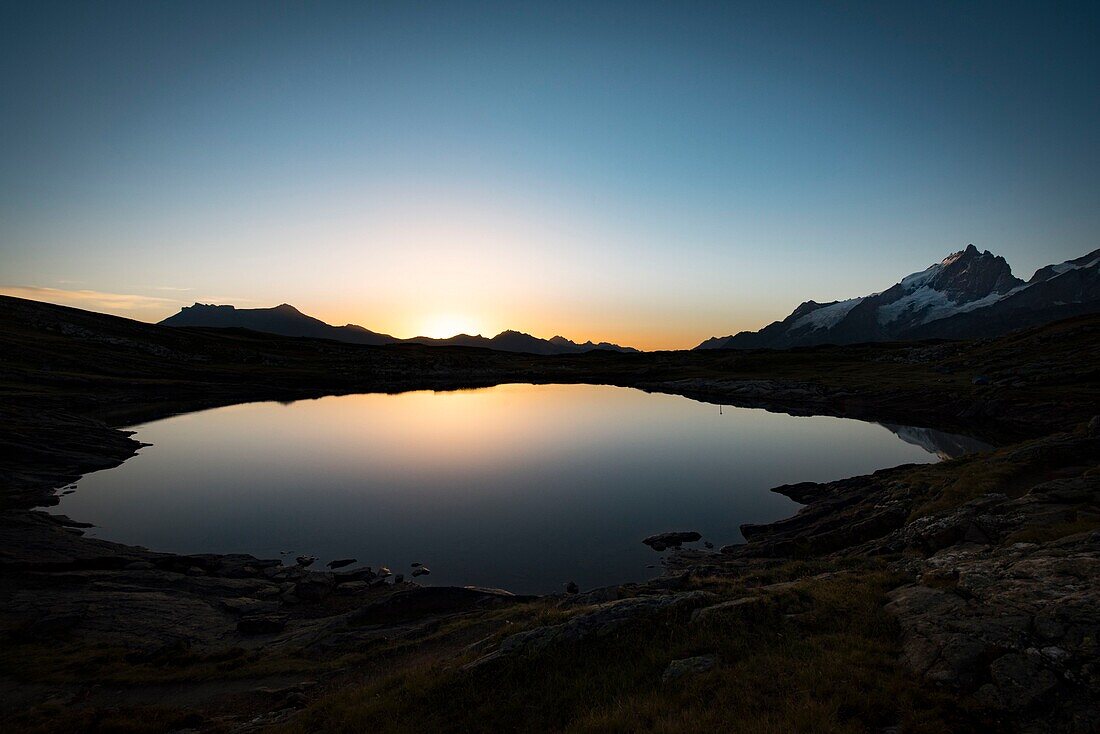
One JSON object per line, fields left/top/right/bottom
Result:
{"left": 697, "top": 245, "right": 1100, "bottom": 350}
{"left": 160, "top": 304, "right": 638, "bottom": 355}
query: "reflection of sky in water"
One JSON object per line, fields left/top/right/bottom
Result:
{"left": 58, "top": 384, "right": 948, "bottom": 594}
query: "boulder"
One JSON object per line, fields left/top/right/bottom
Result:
{"left": 294, "top": 575, "right": 335, "bottom": 602}
{"left": 662, "top": 655, "right": 716, "bottom": 682}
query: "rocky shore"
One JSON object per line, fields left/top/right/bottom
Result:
{"left": 2, "top": 295, "right": 1098, "bottom": 732}
{"left": 692, "top": 424, "right": 1100, "bottom": 732}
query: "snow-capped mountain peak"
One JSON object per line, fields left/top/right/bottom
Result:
{"left": 697, "top": 245, "right": 1100, "bottom": 349}
{"left": 874, "top": 246, "right": 1025, "bottom": 328}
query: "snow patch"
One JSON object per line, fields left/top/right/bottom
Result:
{"left": 1044, "top": 256, "right": 1099, "bottom": 278}
{"left": 790, "top": 297, "right": 863, "bottom": 331}
{"left": 951, "top": 284, "right": 1029, "bottom": 316}
{"left": 1054, "top": 256, "right": 1099, "bottom": 274}
{"left": 878, "top": 281, "right": 1030, "bottom": 326}
{"left": 877, "top": 286, "right": 955, "bottom": 325}
{"left": 899, "top": 264, "right": 943, "bottom": 289}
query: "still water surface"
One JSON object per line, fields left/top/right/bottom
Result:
{"left": 58, "top": 384, "right": 979, "bottom": 593}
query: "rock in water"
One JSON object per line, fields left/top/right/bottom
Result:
{"left": 643, "top": 531, "right": 702, "bottom": 551}
{"left": 411, "top": 567, "right": 431, "bottom": 577}
{"left": 295, "top": 555, "right": 316, "bottom": 567}
{"left": 327, "top": 558, "right": 356, "bottom": 569}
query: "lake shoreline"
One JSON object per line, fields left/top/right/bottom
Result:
{"left": 49, "top": 385, "right": 957, "bottom": 593}
{"left": 2, "top": 295, "right": 1098, "bottom": 731}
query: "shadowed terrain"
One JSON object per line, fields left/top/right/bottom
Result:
{"left": 1, "top": 294, "right": 1099, "bottom": 733}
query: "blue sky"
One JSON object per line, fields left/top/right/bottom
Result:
{"left": 2, "top": 1, "right": 1097, "bottom": 348}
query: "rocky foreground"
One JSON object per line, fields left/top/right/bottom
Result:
{"left": 681, "top": 424, "right": 1100, "bottom": 732}
{"left": 1, "top": 295, "right": 1099, "bottom": 732}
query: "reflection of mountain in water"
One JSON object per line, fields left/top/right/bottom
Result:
{"left": 881, "top": 424, "right": 993, "bottom": 459}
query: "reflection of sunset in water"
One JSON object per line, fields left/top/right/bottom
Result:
{"left": 61, "top": 384, "right": 945, "bottom": 593}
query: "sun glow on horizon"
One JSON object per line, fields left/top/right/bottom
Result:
{"left": 418, "top": 313, "right": 485, "bottom": 340}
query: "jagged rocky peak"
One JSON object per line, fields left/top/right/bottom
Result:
{"left": 922, "top": 244, "right": 1022, "bottom": 301}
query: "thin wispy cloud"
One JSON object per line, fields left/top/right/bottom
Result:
{"left": 2, "top": 285, "right": 266, "bottom": 322}
{"left": 0, "top": 285, "right": 184, "bottom": 320}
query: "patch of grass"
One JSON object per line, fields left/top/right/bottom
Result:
{"left": 910, "top": 458, "right": 1027, "bottom": 519}
{"left": 911, "top": 429, "right": 1099, "bottom": 520}
{"left": 280, "top": 571, "right": 989, "bottom": 734}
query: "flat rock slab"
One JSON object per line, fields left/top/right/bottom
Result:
{"left": 469, "top": 590, "right": 714, "bottom": 667}
{"left": 690, "top": 595, "right": 764, "bottom": 624}
{"left": 0, "top": 510, "right": 155, "bottom": 569}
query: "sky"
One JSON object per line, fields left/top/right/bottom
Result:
{"left": 2, "top": 1, "right": 1098, "bottom": 350}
